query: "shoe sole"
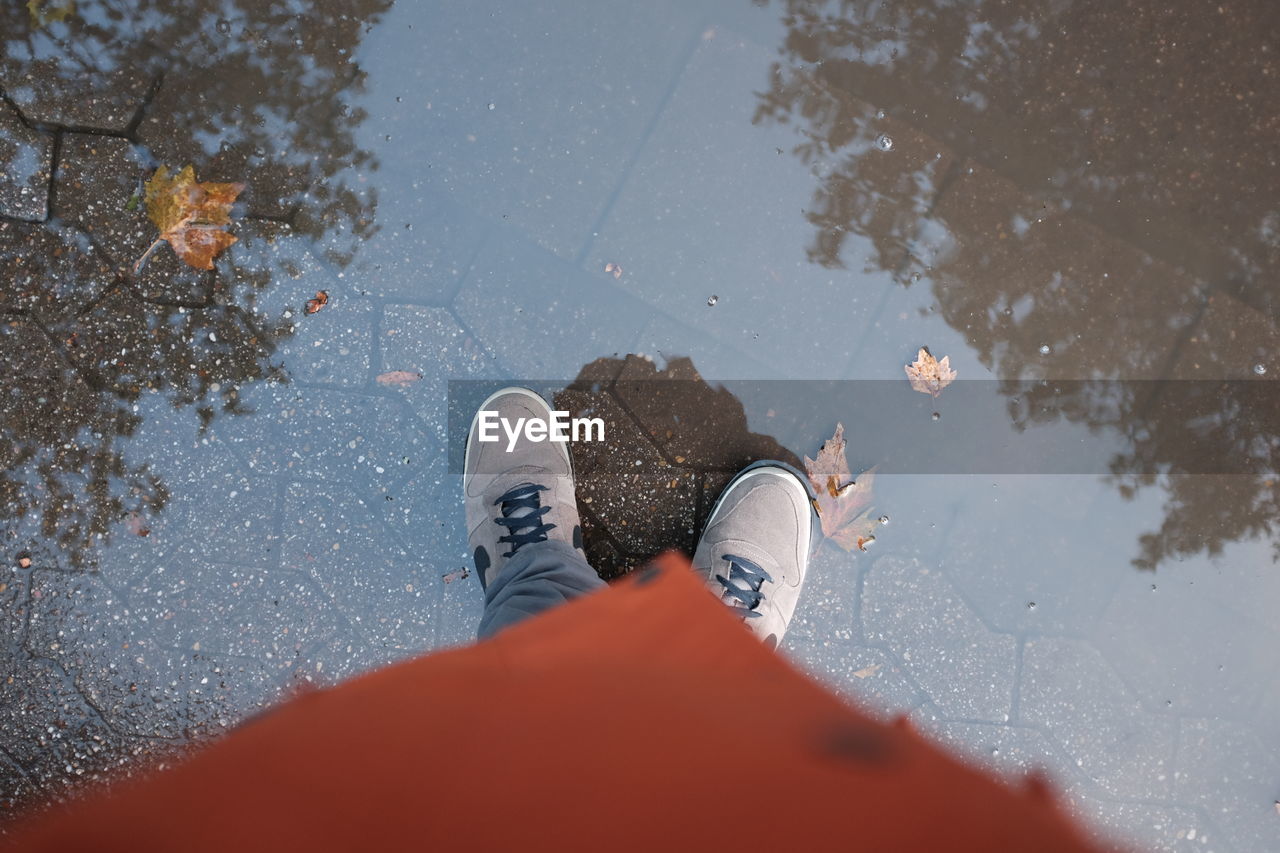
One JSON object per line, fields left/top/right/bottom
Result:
{"left": 463, "top": 385, "right": 574, "bottom": 475}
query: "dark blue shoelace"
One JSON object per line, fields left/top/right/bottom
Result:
{"left": 714, "top": 554, "right": 771, "bottom": 618}
{"left": 493, "top": 483, "right": 555, "bottom": 557}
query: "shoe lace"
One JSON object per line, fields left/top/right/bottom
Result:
{"left": 493, "top": 483, "right": 555, "bottom": 557}
{"left": 714, "top": 554, "right": 771, "bottom": 618}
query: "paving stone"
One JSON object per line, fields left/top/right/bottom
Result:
{"left": 377, "top": 439, "right": 456, "bottom": 542}
{"left": 918, "top": 718, "right": 1071, "bottom": 781}
{"left": 53, "top": 133, "right": 212, "bottom": 304}
{"left": 0, "top": 567, "right": 32, "bottom": 669}
{"left": 1093, "top": 566, "right": 1275, "bottom": 718}
{"left": 0, "top": 220, "right": 114, "bottom": 319}
{"left": 25, "top": 571, "right": 195, "bottom": 738}
{"left": 553, "top": 385, "right": 699, "bottom": 557}
{"left": 1021, "top": 636, "right": 1176, "bottom": 800}
{"left": 0, "top": 655, "right": 159, "bottom": 805}
{"left": 786, "top": 641, "right": 922, "bottom": 719}
{"left": 787, "top": 546, "right": 861, "bottom": 644}
{"left": 157, "top": 445, "right": 282, "bottom": 569}
{"left": 583, "top": 31, "right": 953, "bottom": 379}
{"left": 0, "top": 746, "right": 40, "bottom": 817}
{"left": 217, "top": 221, "right": 372, "bottom": 386}
{"left": 916, "top": 161, "right": 1205, "bottom": 379}
{"left": 631, "top": 313, "right": 783, "bottom": 380}
{"left": 453, "top": 228, "right": 658, "bottom": 378}
{"left": 281, "top": 481, "right": 438, "bottom": 660}
{"left": 862, "top": 555, "right": 1016, "bottom": 722}
{"left": 0, "top": 14, "right": 156, "bottom": 132}
{"left": 218, "top": 382, "right": 422, "bottom": 505}
{"left": 939, "top": 476, "right": 1121, "bottom": 636}
{"left": 612, "top": 354, "right": 804, "bottom": 473}
{"left": 1060, "top": 790, "right": 1221, "bottom": 853}
{"left": 381, "top": 304, "right": 502, "bottom": 444}
{"left": 133, "top": 2, "right": 396, "bottom": 224}
{"left": 128, "top": 561, "right": 344, "bottom": 670}
{"left": 71, "top": 288, "right": 273, "bottom": 403}
{"left": 0, "top": 317, "right": 126, "bottom": 573}
{"left": 0, "top": 100, "right": 52, "bottom": 220}
{"left": 311, "top": 186, "right": 490, "bottom": 304}
{"left": 296, "top": 627, "right": 378, "bottom": 687}
{"left": 1175, "top": 716, "right": 1280, "bottom": 853}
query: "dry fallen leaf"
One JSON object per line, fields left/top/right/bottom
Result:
{"left": 138, "top": 165, "right": 244, "bottom": 271}
{"left": 304, "top": 290, "right": 329, "bottom": 314}
{"left": 852, "top": 663, "right": 881, "bottom": 679}
{"left": 376, "top": 370, "right": 423, "bottom": 387}
{"left": 904, "top": 347, "right": 957, "bottom": 398}
{"left": 803, "top": 423, "right": 878, "bottom": 552}
{"left": 27, "top": 0, "right": 74, "bottom": 27}
{"left": 125, "top": 511, "right": 151, "bottom": 537}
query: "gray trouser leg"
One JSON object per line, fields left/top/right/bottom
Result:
{"left": 477, "top": 541, "right": 606, "bottom": 639}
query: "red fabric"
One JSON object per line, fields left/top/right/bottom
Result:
{"left": 9, "top": 554, "right": 1111, "bottom": 852}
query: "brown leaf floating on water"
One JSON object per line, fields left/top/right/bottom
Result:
{"left": 803, "top": 423, "right": 878, "bottom": 553}
{"left": 138, "top": 165, "right": 244, "bottom": 271}
{"left": 904, "top": 347, "right": 957, "bottom": 398}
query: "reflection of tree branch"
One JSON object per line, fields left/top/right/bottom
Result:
{"left": 757, "top": 0, "right": 1280, "bottom": 571}
{"left": 0, "top": 0, "right": 390, "bottom": 571}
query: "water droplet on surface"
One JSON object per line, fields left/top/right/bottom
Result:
{"left": 991, "top": 748, "right": 1000, "bottom": 757}
{"left": 216, "top": 19, "right": 231, "bottom": 34}
{"left": 487, "top": 102, "right": 496, "bottom": 111}
{"left": 706, "top": 294, "right": 719, "bottom": 306}
{"left": 878, "top": 515, "right": 889, "bottom": 525}
{"left": 1253, "top": 363, "right": 1267, "bottom": 375}
{"left": 931, "top": 411, "right": 940, "bottom": 421}
{"left": 1027, "top": 601, "right": 1037, "bottom": 610}
{"left": 875, "top": 134, "right": 894, "bottom": 151}
{"left": 1038, "top": 344, "right": 1051, "bottom": 355}
{"left": 875, "top": 109, "right": 886, "bottom": 119}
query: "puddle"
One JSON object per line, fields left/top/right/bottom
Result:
{"left": 2, "top": 1, "right": 1278, "bottom": 849}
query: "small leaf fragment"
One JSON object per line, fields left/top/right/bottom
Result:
{"left": 304, "top": 290, "right": 329, "bottom": 314}
{"left": 904, "top": 347, "right": 957, "bottom": 398}
{"left": 852, "top": 663, "right": 881, "bottom": 679}
{"left": 17, "top": 556, "right": 32, "bottom": 569}
{"left": 376, "top": 370, "right": 423, "bottom": 387}
{"left": 27, "top": 0, "right": 74, "bottom": 27}
{"left": 442, "top": 567, "right": 470, "bottom": 584}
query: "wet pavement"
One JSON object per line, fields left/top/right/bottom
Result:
{"left": 2, "top": 1, "right": 1279, "bottom": 849}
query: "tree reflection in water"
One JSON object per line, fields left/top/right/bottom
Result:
{"left": 0, "top": 0, "right": 389, "bottom": 569}
{"left": 753, "top": 0, "right": 1280, "bottom": 569}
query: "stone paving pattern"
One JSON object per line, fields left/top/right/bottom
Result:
{"left": 2, "top": 3, "right": 1279, "bottom": 851}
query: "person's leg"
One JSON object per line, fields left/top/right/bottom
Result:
{"left": 692, "top": 460, "right": 819, "bottom": 649}
{"left": 463, "top": 387, "right": 603, "bottom": 639}
{"left": 478, "top": 540, "right": 604, "bottom": 639}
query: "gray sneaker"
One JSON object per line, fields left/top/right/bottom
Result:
{"left": 692, "top": 461, "right": 817, "bottom": 648}
{"left": 463, "top": 387, "right": 584, "bottom": 589}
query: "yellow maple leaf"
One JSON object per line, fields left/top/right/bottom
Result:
{"left": 27, "top": 0, "right": 75, "bottom": 27}
{"left": 136, "top": 165, "right": 245, "bottom": 272}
